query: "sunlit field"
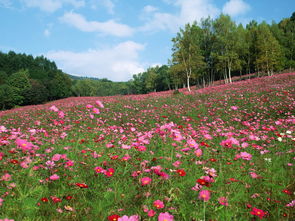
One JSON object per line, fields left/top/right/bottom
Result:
{"left": 0, "top": 73, "right": 294, "bottom": 221}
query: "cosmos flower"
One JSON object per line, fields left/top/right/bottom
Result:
{"left": 198, "top": 190, "right": 211, "bottom": 201}
{"left": 153, "top": 200, "right": 165, "bottom": 209}
{"left": 141, "top": 177, "right": 152, "bottom": 186}
{"left": 158, "top": 212, "right": 174, "bottom": 221}
{"left": 250, "top": 207, "right": 267, "bottom": 219}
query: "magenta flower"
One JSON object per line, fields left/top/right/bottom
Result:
{"left": 16, "top": 139, "right": 33, "bottom": 152}
{"left": 198, "top": 190, "right": 211, "bottom": 201}
{"left": 118, "top": 215, "right": 139, "bottom": 221}
{"left": 96, "top": 100, "right": 104, "bottom": 108}
{"left": 49, "top": 105, "right": 59, "bottom": 112}
{"left": 158, "top": 212, "right": 174, "bottom": 221}
{"left": 240, "top": 152, "right": 252, "bottom": 160}
{"left": 187, "top": 138, "right": 199, "bottom": 149}
{"left": 194, "top": 149, "right": 203, "bottom": 157}
{"left": 1, "top": 173, "right": 12, "bottom": 181}
{"left": 250, "top": 207, "right": 267, "bottom": 219}
{"left": 141, "top": 177, "right": 152, "bottom": 186}
{"left": 49, "top": 174, "right": 60, "bottom": 181}
{"left": 147, "top": 209, "right": 156, "bottom": 217}
{"left": 58, "top": 111, "right": 65, "bottom": 118}
{"left": 249, "top": 172, "right": 259, "bottom": 179}
{"left": 93, "top": 108, "right": 100, "bottom": 114}
{"left": 52, "top": 154, "right": 62, "bottom": 161}
{"left": 153, "top": 200, "right": 165, "bottom": 209}
{"left": 218, "top": 197, "right": 229, "bottom": 206}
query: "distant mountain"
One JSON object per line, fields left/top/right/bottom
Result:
{"left": 66, "top": 74, "right": 113, "bottom": 82}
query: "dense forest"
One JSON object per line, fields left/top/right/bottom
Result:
{"left": 0, "top": 12, "right": 294, "bottom": 110}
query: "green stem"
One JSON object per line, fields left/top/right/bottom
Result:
{"left": 204, "top": 201, "right": 206, "bottom": 221}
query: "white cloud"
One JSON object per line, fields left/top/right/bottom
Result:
{"left": 143, "top": 5, "right": 158, "bottom": 14}
{"left": 222, "top": 0, "right": 250, "bottom": 17}
{"left": 44, "top": 29, "right": 51, "bottom": 37}
{"left": 177, "top": 0, "right": 220, "bottom": 24}
{"left": 59, "top": 12, "right": 134, "bottom": 37}
{"left": 90, "top": 0, "right": 114, "bottom": 14}
{"left": 21, "top": 0, "right": 85, "bottom": 13}
{"left": 140, "top": 0, "right": 220, "bottom": 32}
{"left": 0, "top": 0, "right": 12, "bottom": 8}
{"left": 46, "top": 41, "right": 145, "bottom": 82}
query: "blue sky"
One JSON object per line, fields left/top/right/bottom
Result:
{"left": 0, "top": 0, "right": 294, "bottom": 81}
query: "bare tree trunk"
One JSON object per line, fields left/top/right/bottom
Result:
{"left": 228, "top": 66, "right": 232, "bottom": 83}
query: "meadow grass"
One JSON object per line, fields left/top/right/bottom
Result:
{"left": 0, "top": 73, "right": 294, "bottom": 221}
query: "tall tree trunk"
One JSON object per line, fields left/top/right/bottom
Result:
{"left": 228, "top": 65, "right": 232, "bottom": 83}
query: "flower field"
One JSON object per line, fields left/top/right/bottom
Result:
{"left": 0, "top": 73, "right": 294, "bottom": 221}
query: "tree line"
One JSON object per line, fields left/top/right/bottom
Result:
{"left": 0, "top": 12, "right": 294, "bottom": 110}
{"left": 132, "top": 12, "right": 295, "bottom": 92}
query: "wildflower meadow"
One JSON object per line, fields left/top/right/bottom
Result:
{"left": 0, "top": 73, "right": 294, "bottom": 221}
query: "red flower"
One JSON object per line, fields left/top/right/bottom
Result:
{"left": 196, "top": 179, "right": 209, "bottom": 186}
{"left": 209, "top": 158, "right": 217, "bottom": 162}
{"left": 10, "top": 159, "right": 19, "bottom": 164}
{"left": 51, "top": 196, "right": 62, "bottom": 203}
{"left": 41, "top": 197, "right": 49, "bottom": 202}
{"left": 229, "top": 178, "right": 239, "bottom": 182}
{"left": 107, "top": 214, "right": 120, "bottom": 221}
{"left": 65, "top": 196, "right": 73, "bottom": 200}
{"left": 282, "top": 189, "right": 292, "bottom": 195}
{"left": 250, "top": 207, "right": 267, "bottom": 219}
{"left": 105, "top": 168, "right": 115, "bottom": 177}
{"left": 75, "top": 183, "right": 88, "bottom": 188}
{"left": 176, "top": 169, "right": 186, "bottom": 176}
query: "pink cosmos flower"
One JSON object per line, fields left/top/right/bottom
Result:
{"left": 198, "top": 190, "right": 211, "bottom": 201}
{"left": 94, "top": 166, "right": 105, "bottom": 173}
{"left": 49, "top": 174, "right": 60, "bottom": 181}
{"left": 194, "top": 149, "right": 203, "bottom": 157}
{"left": 147, "top": 209, "right": 156, "bottom": 217}
{"left": 191, "top": 183, "right": 203, "bottom": 191}
{"left": 241, "top": 142, "right": 249, "bottom": 148}
{"left": 153, "top": 200, "right": 165, "bottom": 209}
{"left": 286, "top": 199, "right": 295, "bottom": 207}
{"left": 49, "top": 105, "right": 59, "bottom": 112}
{"left": 86, "top": 104, "right": 93, "bottom": 108}
{"left": 1, "top": 173, "right": 12, "bottom": 181}
{"left": 93, "top": 108, "right": 100, "bottom": 114}
{"left": 20, "top": 161, "right": 29, "bottom": 168}
{"left": 158, "top": 212, "right": 174, "bottom": 221}
{"left": 172, "top": 161, "right": 182, "bottom": 168}
{"left": 16, "top": 139, "right": 33, "bottom": 152}
{"left": 121, "top": 144, "right": 131, "bottom": 150}
{"left": 249, "top": 172, "right": 259, "bottom": 179}
{"left": 141, "top": 177, "right": 152, "bottom": 186}
{"left": 96, "top": 100, "right": 104, "bottom": 108}
{"left": 239, "top": 152, "right": 252, "bottom": 161}
{"left": 187, "top": 138, "right": 199, "bottom": 149}
{"left": 52, "top": 154, "right": 62, "bottom": 161}
{"left": 204, "top": 134, "right": 212, "bottom": 139}
{"left": 0, "top": 198, "right": 3, "bottom": 206}
{"left": 118, "top": 215, "right": 139, "bottom": 221}
{"left": 218, "top": 197, "right": 229, "bottom": 206}
{"left": 58, "top": 111, "right": 65, "bottom": 118}
{"left": 231, "top": 106, "right": 238, "bottom": 110}
{"left": 65, "top": 160, "right": 74, "bottom": 167}
{"left": 0, "top": 126, "right": 7, "bottom": 133}
{"left": 122, "top": 154, "right": 131, "bottom": 161}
